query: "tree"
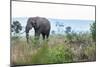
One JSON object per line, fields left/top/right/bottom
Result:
{"left": 55, "top": 21, "right": 64, "bottom": 34}
{"left": 90, "top": 22, "right": 96, "bottom": 41}
{"left": 65, "top": 26, "right": 71, "bottom": 33}
{"left": 51, "top": 30, "right": 55, "bottom": 35}
{"left": 11, "top": 21, "right": 22, "bottom": 36}
{"left": 65, "top": 26, "right": 72, "bottom": 42}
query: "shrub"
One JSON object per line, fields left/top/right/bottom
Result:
{"left": 47, "top": 44, "right": 66, "bottom": 63}
{"left": 64, "top": 46, "right": 74, "bottom": 62}
{"left": 31, "top": 42, "right": 74, "bottom": 64}
{"left": 31, "top": 42, "right": 49, "bottom": 64}
{"left": 83, "top": 44, "right": 96, "bottom": 61}
{"left": 90, "top": 22, "right": 96, "bottom": 41}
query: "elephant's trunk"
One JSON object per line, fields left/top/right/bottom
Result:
{"left": 26, "top": 33, "right": 29, "bottom": 43}
{"left": 25, "top": 26, "right": 30, "bottom": 43}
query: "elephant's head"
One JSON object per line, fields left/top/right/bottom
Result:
{"left": 29, "top": 17, "right": 40, "bottom": 29}
{"left": 25, "top": 18, "right": 33, "bottom": 43}
{"left": 25, "top": 17, "right": 39, "bottom": 43}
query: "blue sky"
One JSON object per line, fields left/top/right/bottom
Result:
{"left": 12, "top": 1, "right": 95, "bottom": 36}
{"left": 12, "top": 17, "right": 94, "bottom": 36}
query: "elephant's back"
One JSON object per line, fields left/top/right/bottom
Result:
{"left": 37, "top": 17, "right": 51, "bottom": 32}
{"left": 37, "top": 17, "right": 50, "bottom": 27}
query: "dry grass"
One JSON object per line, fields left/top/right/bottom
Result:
{"left": 11, "top": 34, "right": 96, "bottom": 65}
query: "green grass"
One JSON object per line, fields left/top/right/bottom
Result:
{"left": 11, "top": 33, "right": 96, "bottom": 65}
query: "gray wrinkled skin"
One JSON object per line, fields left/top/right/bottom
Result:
{"left": 25, "top": 17, "right": 51, "bottom": 43}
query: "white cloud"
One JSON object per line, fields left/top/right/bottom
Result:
{"left": 12, "top": 1, "right": 95, "bottom": 20}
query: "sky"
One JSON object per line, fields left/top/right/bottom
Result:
{"left": 12, "top": 17, "right": 94, "bottom": 36}
{"left": 12, "top": 1, "right": 95, "bottom": 36}
{"left": 12, "top": 1, "right": 95, "bottom": 20}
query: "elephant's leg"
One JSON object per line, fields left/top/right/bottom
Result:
{"left": 45, "top": 33, "right": 50, "bottom": 42}
{"left": 33, "top": 32, "right": 40, "bottom": 45}
{"left": 46, "top": 32, "right": 50, "bottom": 39}
{"left": 35, "top": 31, "right": 40, "bottom": 40}
{"left": 42, "top": 33, "right": 45, "bottom": 40}
{"left": 26, "top": 33, "right": 29, "bottom": 43}
{"left": 25, "top": 25, "right": 32, "bottom": 43}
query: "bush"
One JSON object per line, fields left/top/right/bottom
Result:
{"left": 47, "top": 44, "right": 66, "bottom": 63}
{"left": 83, "top": 44, "right": 96, "bottom": 61}
{"left": 31, "top": 42, "right": 74, "bottom": 64}
{"left": 31, "top": 42, "right": 49, "bottom": 64}
{"left": 64, "top": 46, "right": 74, "bottom": 62}
{"left": 90, "top": 22, "right": 96, "bottom": 41}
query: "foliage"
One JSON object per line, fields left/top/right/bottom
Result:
{"left": 11, "top": 32, "right": 96, "bottom": 65}
{"left": 83, "top": 44, "right": 96, "bottom": 61}
{"left": 11, "top": 21, "right": 22, "bottom": 40}
{"left": 64, "top": 31, "right": 96, "bottom": 62}
{"left": 47, "top": 44, "right": 67, "bottom": 63}
{"left": 65, "top": 26, "right": 71, "bottom": 33}
{"left": 65, "top": 31, "right": 92, "bottom": 43}
{"left": 64, "top": 46, "right": 74, "bottom": 62}
{"left": 51, "top": 30, "right": 55, "bottom": 35}
{"left": 31, "top": 43, "right": 74, "bottom": 64}
{"left": 90, "top": 22, "right": 96, "bottom": 41}
{"left": 31, "top": 42, "right": 49, "bottom": 64}
{"left": 11, "top": 21, "right": 22, "bottom": 35}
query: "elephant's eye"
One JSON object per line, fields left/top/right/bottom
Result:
{"left": 34, "top": 22, "right": 36, "bottom": 25}
{"left": 31, "top": 21, "right": 36, "bottom": 26}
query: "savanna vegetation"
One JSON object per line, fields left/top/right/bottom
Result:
{"left": 11, "top": 21, "right": 96, "bottom": 66}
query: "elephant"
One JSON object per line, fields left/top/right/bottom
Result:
{"left": 25, "top": 17, "right": 51, "bottom": 43}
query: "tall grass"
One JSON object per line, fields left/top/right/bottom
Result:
{"left": 11, "top": 32, "right": 96, "bottom": 65}
{"left": 29, "top": 41, "right": 74, "bottom": 64}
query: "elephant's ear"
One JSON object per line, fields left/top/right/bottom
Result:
{"left": 25, "top": 24, "right": 32, "bottom": 33}
{"left": 26, "top": 18, "right": 33, "bottom": 33}
{"left": 34, "top": 17, "right": 40, "bottom": 29}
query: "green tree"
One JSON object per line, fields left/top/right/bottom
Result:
{"left": 65, "top": 26, "right": 71, "bottom": 33}
{"left": 65, "top": 26, "right": 72, "bottom": 42}
{"left": 11, "top": 21, "right": 22, "bottom": 36}
{"left": 90, "top": 22, "right": 96, "bottom": 41}
{"left": 51, "top": 30, "right": 55, "bottom": 35}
